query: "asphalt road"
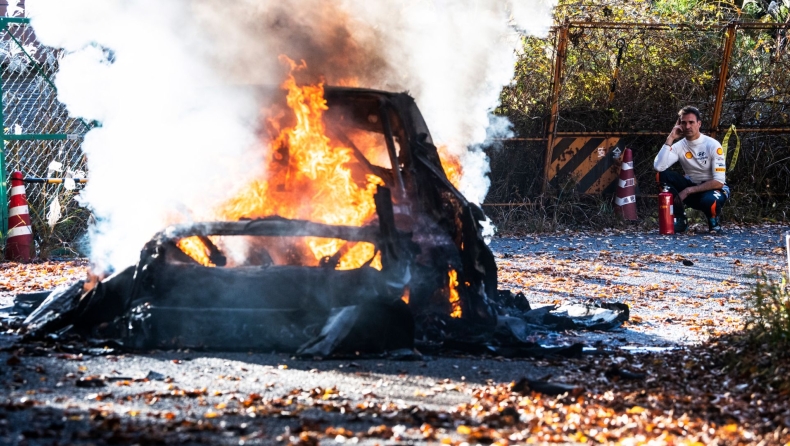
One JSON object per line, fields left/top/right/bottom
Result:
{"left": 490, "top": 224, "right": 789, "bottom": 347}
{"left": 0, "top": 224, "right": 787, "bottom": 444}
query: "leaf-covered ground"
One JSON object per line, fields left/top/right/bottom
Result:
{"left": 491, "top": 225, "right": 787, "bottom": 347}
{"left": 0, "top": 225, "right": 788, "bottom": 445}
{"left": 0, "top": 341, "right": 788, "bottom": 445}
{"left": 0, "top": 259, "right": 89, "bottom": 294}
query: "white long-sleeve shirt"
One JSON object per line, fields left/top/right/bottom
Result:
{"left": 653, "top": 134, "right": 726, "bottom": 184}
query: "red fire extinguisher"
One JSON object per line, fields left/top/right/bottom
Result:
{"left": 658, "top": 185, "right": 674, "bottom": 235}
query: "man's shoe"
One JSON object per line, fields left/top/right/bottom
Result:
{"left": 674, "top": 215, "right": 688, "bottom": 233}
{"left": 708, "top": 217, "right": 723, "bottom": 234}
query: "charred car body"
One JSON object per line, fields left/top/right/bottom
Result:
{"left": 23, "top": 87, "right": 503, "bottom": 354}
{"left": 22, "top": 86, "right": 627, "bottom": 356}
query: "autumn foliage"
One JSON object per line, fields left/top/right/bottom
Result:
{"left": 489, "top": 0, "right": 790, "bottom": 225}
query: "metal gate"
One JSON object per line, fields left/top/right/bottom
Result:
{"left": 541, "top": 21, "right": 790, "bottom": 195}
{"left": 487, "top": 20, "right": 790, "bottom": 205}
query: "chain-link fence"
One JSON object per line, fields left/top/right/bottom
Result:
{"left": 0, "top": 17, "right": 92, "bottom": 259}
{"left": 3, "top": 16, "right": 789, "bottom": 254}
{"left": 491, "top": 20, "right": 790, "bottom": 223}
{"left": 555, "top": 23, "right": 723, "bottom": 133}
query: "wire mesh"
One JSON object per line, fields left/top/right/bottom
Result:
{"left": 487, "top": 139, "right": 547, "bottom": 201}
{"left": 1, "top": 21, "right": 91, "bottom": 257}
{"left": 490, "top": 21, "right": 790, "bottom": 214}
{"left": 499, "top": 30, "right": 557, "bottom": 138}
{"left": 722, "top": 26, "right": 790, "bottom": 129}
{"left": 556, "top": 24, "right": 725, "bottom": 133}
{"left": 1, "top": 18, "right": 788, "bottom": 245}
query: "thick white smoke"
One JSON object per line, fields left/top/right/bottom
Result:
{"left": 349, "top": 1, "right": 556, "bottom": 204}
{"left": 27, "top": 0, "right": 264, "bottom": 272}
{"left": 195, "top": 0, "right": 557, "bottom": 203}
{"left": 27, "top": 0, "right": 556, "bottom": 272}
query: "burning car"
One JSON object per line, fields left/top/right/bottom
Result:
{"left": 23, "top": 81, "right": 503, "bottom": 355}
{"left": 21, "top": 77, "right": 628, "bottom": 356}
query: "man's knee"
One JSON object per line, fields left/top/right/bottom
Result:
{"left": 691, "top": 190, "right": 727, "bottom": 217}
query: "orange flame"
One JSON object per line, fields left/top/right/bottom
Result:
{"left": 448, "top": 269, "right": 462, "bottom": 318}
{"left": 177, "top": 237, "right": 214, "bottom": 267}
{"left": 401, "top": 286, "right": 410, "bottom": 305}
{"left": 437, "top": 145, "right": 462, "bottom": 189}
{"left": 178, "top": 57, "right": 385, "bottom": 270}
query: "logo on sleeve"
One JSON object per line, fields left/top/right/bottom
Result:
{"left": 715, "top": 167, "right": 725, "bottom": 172}
{"left": 716, "top": 147, "right": 723, "bottom": 155}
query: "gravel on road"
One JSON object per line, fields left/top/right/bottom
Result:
{"left": 0, "top": 224, "right": 787, "bottom": 444}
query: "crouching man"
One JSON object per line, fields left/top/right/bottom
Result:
{"left": 654, "top": 106, "right": 730, "bottom": 233}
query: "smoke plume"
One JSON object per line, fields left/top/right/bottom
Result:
{"left": 27, "top": 0, "right": 556, "bottom": 272}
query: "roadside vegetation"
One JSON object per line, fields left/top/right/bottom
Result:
{"left": 746, "top": 271, "right": 790, "bottom": 345}
{"left": 488, "top": 0, "right": 790, "bottom": 232}
{"left": 717, "top": 270, "right": 790, "bottom": 394}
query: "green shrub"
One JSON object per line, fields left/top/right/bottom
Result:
{"left": 744, "top": 270, "right": 790, "bottom": 346}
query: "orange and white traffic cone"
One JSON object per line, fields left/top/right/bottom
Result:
{"left": 614, "top": 148, "right": 637, "bottom": 221}
{"left": 5, "top": 171, "right": 33, "bottom": 262}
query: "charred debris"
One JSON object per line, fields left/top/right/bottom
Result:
{"left": 10, "top": 87, "right": 628, "bottom": 358}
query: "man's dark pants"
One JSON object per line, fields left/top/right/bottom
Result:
{"left": 657, "top": 170, "right": 729, "bottom": 225}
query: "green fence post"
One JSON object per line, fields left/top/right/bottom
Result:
{"left": 0, "top": 19, "right": 7, "bottom": 242}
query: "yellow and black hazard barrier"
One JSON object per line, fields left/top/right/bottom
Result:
{"left": 546, "top": 136, "right": 622, "bottom": 194}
